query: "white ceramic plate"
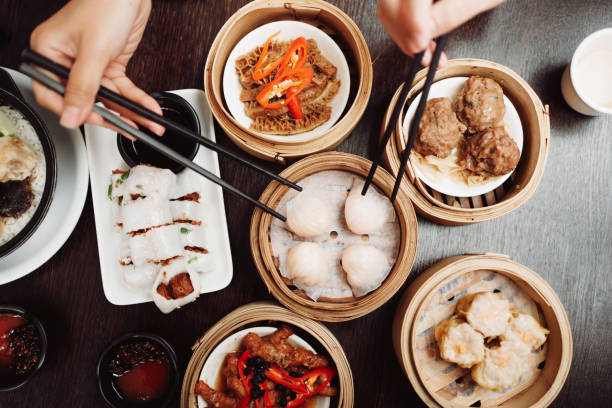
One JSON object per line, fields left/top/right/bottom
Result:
{"left": 0, "top": 68, "right": 89, "bottom": 284}
{"left": 403, "top": 76, "right": 523, "bottom": 197}
{"left": 197, "top": 326, "right": 331, "bottom": 408}
{"left": 85, "top": 89, "right": 233, "bottom": 305}
{"left": 223, "top": 21, "right": 350, "bottom": 144}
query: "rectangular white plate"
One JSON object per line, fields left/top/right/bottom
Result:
{"left": 85, "top": 89, "right": 233, "bottom": 305}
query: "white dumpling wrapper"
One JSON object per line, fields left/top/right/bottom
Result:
{"left": 341, "top": 244, "right": 390, "bottom": 297}
{"left": 344, "top": 179, "right": 390, "bottom": 235}
{"left": 151, "top": 257, "right": 200, "bottom": 314}
{"left": 122, "top": 263, "right": 159, "bottom": 290}
{"left": 120, "top": 192, "right": 172, "bottom": 233}
{"left": 128, "top": 224, "right": 184, "bottom": 266}
{"left": 286, "top": 196, "right": 331, "bottom": 238}
{"left": 287, "top": 242, "right": 329, "bottom": 287}
{"left": 124, "top": 165, "right": 176, "bottom": 198}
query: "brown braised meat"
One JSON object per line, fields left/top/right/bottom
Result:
{"left": 454, "top": 76, "right": 506, "bottom": 133}
{"left": 243, "top": 325, "right": 329, "bottom": 370}
{"left": 460, "top": 127, "right": 520, "bottom": 176}
{"left": 414, "top": 97, "right": 467, "bottom": 158}
{"left": 156, "top": 273, "right": 194, "bottom": 300}
{"left": 0, "top": 177, "right": 34, "bottom": 218}
{"left": 195, "top": 380, "right": 240, "bottom": 408}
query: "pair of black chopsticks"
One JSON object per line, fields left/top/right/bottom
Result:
{"left": 362, "top": 35, "right": 447, "bottom": 201}
{"left": 20, "top": 49, "right": 302, "bottom": 222}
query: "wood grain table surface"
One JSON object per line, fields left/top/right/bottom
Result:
{"left": 1, "top": 0, "right": 611, "bottom": 406}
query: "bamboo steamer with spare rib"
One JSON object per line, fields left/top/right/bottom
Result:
{"left": 204, "top": 0, "right": 372, "bottom": 164}
{"left": 250, "top": 152, "right": 418, "bottom": 322}
{"left": 382, "top": 59, "right": 550, "bottom": 225}
{"left": 181, "top": 301, "right": 354, "bottom": 408}
{"left": 392, "top": 253, "right": 572, "bottom": 408}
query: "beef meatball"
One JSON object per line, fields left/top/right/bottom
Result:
{"left": 454, "top": 76, "right": 505, "bottom": 133}
{"left": 414, "top": 97, "right": 467, "bottom": 158}
{"left": 460, "top": 127, "right": 520, "bottom": 176}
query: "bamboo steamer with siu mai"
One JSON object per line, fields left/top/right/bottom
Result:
{"left": 250, "top": 152, "right": 418, "bottom": 322}
{"left": 204, "top": 0, "right": 372, "bottom": 164}
{"left": 392, "top": 253, "right": 572, "bottom": 408}
{"left": 381, "top": 59, "right": 550, "bottom": 225}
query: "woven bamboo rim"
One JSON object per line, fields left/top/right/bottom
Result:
{"left": 180, "top": 301, "right": 354, "bottom": 407}
{"left": 392, "top": 254, "right": 573, "bottom": 408}
{"left": 250, "top": 151, "right": 418, "bottom": 322}
{"left": 381, "top": 59, "right": 550, "bottom": 225}
{"left": 204, "top": 0, "right": 372, "bottom": 164}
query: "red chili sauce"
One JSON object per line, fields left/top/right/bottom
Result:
{"left": 0, "top": 315, "right": 25, "bottom": 371}
{"left": 109, "top": 340, "right": 170, "bottom": 402}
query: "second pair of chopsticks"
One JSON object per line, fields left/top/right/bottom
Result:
{"left": 362, "top": 35, "right": 448, "bottom": 202}
{"left": 21, "top": 49, "right": 301, "bottom": 222}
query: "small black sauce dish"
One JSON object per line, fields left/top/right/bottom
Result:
{"left": 96, "top": 332, "right": 179, "bottom": 408}
{"left": 0, "top": 305, "right": 47, "bottom": 392}
{"left": 117, "top": 92, "right": 200, "bottom": 174}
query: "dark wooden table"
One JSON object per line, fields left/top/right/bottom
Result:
{"left": 1, "top": 1, "right": 611, "bottom": 407}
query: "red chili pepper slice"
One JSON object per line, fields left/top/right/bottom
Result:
{"left": 263, "top": 380, "right": 272, "bottom": 408}
{"left": 237, "top": 351, "right": 253, "bottom": 408}
{"left": 256, "top": 67, "right": 313, "bottom": 110}
{"left": 285, "top": 367, "right": 337, "bottom": 408}
{"left": 265, "top": 365, "right": 309, "bottom": 394}
{"left": 252, "top": 32, "right": 282, "bottom": 81}
{"left": 286, "top": 87, "right": 303, "bottom": 120}
{"left": 276, "top": 37, "right": 309, "bottom": 78}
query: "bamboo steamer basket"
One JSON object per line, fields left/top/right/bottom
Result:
{"left": 180, "top": 301, "right": 354, "bottom": 407}
{"left": 381, "top": 59, "right": 550, "bottom": 225}
{"left": 392, "top": 253, "right": 572, "bottom": 408}
{"left": 250, "top": 151, "right": 418, "bottom": 322}
{"left": 204, "top": 0, "right": 372, "bottom": 164}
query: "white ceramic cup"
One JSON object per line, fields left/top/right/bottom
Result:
{"left": 561, "top": 28, "right": 612, "bottom": 116}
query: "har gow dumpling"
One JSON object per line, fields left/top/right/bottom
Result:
{"left": 286, "top": 242, "right": 329, "bottom": 287}
{"left": 286, "top": 195, "right": 331, "bottom": 238}
{"left": 341, "top": 244, "right": 390, "bottom": 297}
{"left": 344, "top": 179, "right": 389, "bottom": 235}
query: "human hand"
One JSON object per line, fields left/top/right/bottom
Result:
{"left": 30, "top": 0, "right": 164, "bottom": 135}
{"left": 377, "top": 0, "right": 505, "bottom": 66}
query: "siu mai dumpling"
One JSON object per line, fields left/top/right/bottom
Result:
{"left": 471, "top": 341, "right": 529, "bottom": 392}
{"left": 501, "top": 310, "right": 549, "bottom": 353}
{"left": 456, "top": 291, "right": 512, "bottom": 337}
{"left": 341, "top": 244, "right": 390, "bottom": 297}
{"left": 435, "top": 317, "right": 485, "bottom": 368}
{"left": 0, "top": 135, "right": 37, "bottom": 182}
{"left": 152, "top": 257, "right": 200, "bottom": 314}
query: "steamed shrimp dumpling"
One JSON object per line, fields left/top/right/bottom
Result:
{"left": 344, "top": 179, "right": 389, "bottom": 235}
{"left": 287, "top": 242, "right": 329, "bottom": 287}
{"left": 341, "top": 244, "right": 389, "bottom": 297}
{"left": 286, "top": 195, "right": 331, "bottom": 238}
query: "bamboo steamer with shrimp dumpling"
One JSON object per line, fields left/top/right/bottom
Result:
{"left": 392, "top": 253, "right": 572, "bottom": 408}
{"left": 381, "top": 58, "right": 550, "bottom": 225}
{"left": 180, "top": 301, "right": 354, "bottom": 408}
{"left": 204, "top": 0, "right": 372, "bottom": 164}
{"left": 250, "top": 152, "right": 418, "bottom": 322}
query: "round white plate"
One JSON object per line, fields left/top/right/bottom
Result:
{"left": 223, "top": 21, "right": 350, "bottom": 144}
{"left": 0, "top": 68, "right": 89, "bottom": 284}
{"left": 403, "top": 76, "right": 523, "bottom": 197}
{"left": 197, "top": 326, "right": 331, "bottom": 408}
